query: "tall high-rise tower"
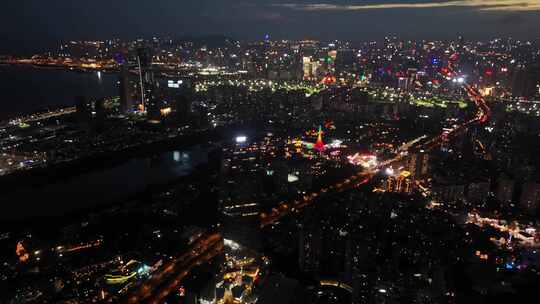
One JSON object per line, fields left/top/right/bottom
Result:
{"left": 136, "top": 47, "right": 161, "bottom": 121}
{"left": 118, "top": 60, "right": 134, "bottom": 114}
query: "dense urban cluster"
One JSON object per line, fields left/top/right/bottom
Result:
{"left": 1, "top": 36, "right": 540, "bottom": 303}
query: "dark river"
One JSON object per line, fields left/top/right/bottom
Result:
{"left": 0, "top": 65, "right": 210, "bottom": 222}
{"left": 1, "top": 146, "right": 210, "bottom": 221}
{"left": 0, "top": 64, "right": 117, "bottom": 120}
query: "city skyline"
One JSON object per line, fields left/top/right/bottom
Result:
{"left": 3, "top": 0, "right": 540, "bottom": 54}
{"left": 2, "top": 3, "right": 540, "bottom": 303}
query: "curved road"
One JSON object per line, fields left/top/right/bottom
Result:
{"left": 121, "top": 232, "right": 223, "bottom": 304}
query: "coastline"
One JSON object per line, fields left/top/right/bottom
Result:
{"left": 0, "top": 61, "right": 120, "bottom": 74}
{"left": 0, "top": 64, "right": 118, "bottom": 121}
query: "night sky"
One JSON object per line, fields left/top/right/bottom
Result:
{"left": 2, "top": 1, "right": 540, "bottom": 53}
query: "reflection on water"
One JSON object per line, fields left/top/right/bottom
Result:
{"left": 146, "top": 146, "right": 208, "bottom": 182}
{"left": 173, "top": 151, "right": 190, "bottom": 163}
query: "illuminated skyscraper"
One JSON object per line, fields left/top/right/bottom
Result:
{"left": 407, "top": 152, "right": 429, "bottom": 179}
{"left": 303, "top": 56, "right": 320, "bottom": 80}
{"left": 398, "top": 77, "right": 410, "bottom": 91}
{"left": 119, "top": 62, "right": 134, "bottom": 114}
{"left": 136, "top": 47, "right": 162, "bottom": 121}
{"left": 114, "top": 52, "right": 135, "bottom": 114}
{"left": 385, "top": 171, "right": 413, "bottom": 194}
{"left": 170, "top": 90, "right": 191, "bottom": 123}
